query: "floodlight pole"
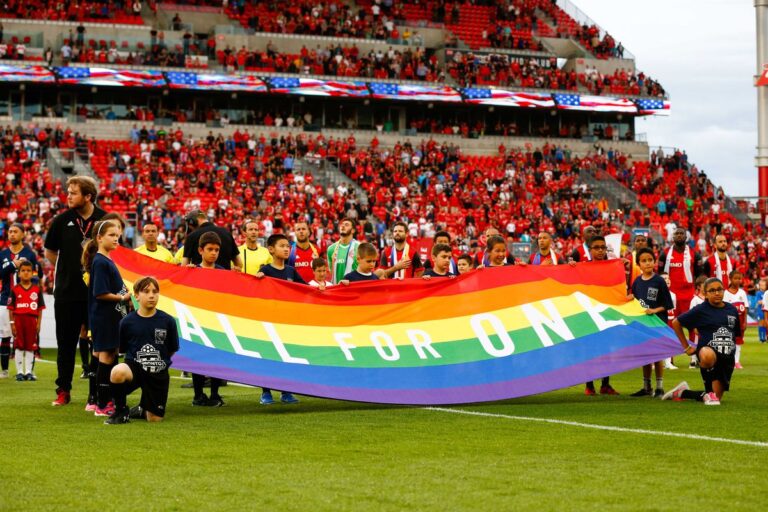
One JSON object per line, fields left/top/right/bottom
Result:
{"left": 756, "top": 0, "right": 768, "bottom": 199}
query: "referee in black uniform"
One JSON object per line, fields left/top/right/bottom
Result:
{"left": 44, "top": 176, "right": 105, "bottom": 406}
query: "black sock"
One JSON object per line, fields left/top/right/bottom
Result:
{"left": 680, "top": 390, "right": 705, "bottom": 401}
{"left": 0, "top": 337, "right": 10, "bottom": 371}
{"left": 585, "top": 381, "right": 595, "bottom": 391}
{"left": 78, "top": 338, "right": 90, "bottom": 371}
{"left": 210, "top": 378, "right": 221, "bottom": 399}
{"left": 96, "top": 362, "right": 113, "bottom": 408}
{"left": 112, "top": 381, "right": 127, "bottom": 413}
{"left": 88, "top": 355, "right": 99, "bottom": 403}
{"left": 192, "top": 373, "right": 206, "bottom": 398}
{"left": 601, "top": 377, "right": 610, "bottom": 387}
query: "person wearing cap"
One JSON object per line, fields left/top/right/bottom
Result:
{"left": 181, "top": 210, "right": 242, "bottom": 270}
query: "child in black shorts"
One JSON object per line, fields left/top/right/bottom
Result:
{"left": 664, "top": 277, "right": 740, "bottom": 406}
{"left": 106, "top": 276, "right": 179, "bottom": 424}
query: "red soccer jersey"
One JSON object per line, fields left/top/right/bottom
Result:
{"left": 665, "top": 249, "right": 696, "bottom": 299}
{"left": 706, "top": 254, "right": 731, "bottom": 290}
{"left": 289, "top": 243, "right": 320, "bottom": 285}
{"left": 7, "top": 283, "right": 45, "bottom": 317}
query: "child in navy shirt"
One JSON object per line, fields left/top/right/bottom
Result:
{"left": 422, "top": 244, "right": 456, "bottom": 279}
{"left": 106, "top": 277, "right": 179, "bottom": 424}
{"left": 190, "top": 231, "right": 226, "bottom": 406}
{"left": 83, "top": 219, "right": 132, "bottom": 417}
{"left": 665, "top": 277, "right": 740, "bottom": 405}
{"left": 344, "top": 243, "right": 381, "bottom": 282}
{"left": 629, "top": 248, "right": 674, "bottom": 398}
{"left": 255, "top": 234, "right": 303, "bottom": 404}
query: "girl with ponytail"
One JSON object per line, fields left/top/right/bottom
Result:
{"left": 85, "top": 220, "right": 131, "bottom": 418}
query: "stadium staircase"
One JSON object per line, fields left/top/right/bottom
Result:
{"left": 298, "top": 157, "right": 369, "bottom": 207}
{"left": 446, "top": 4, "right": 494, "bottom": 50}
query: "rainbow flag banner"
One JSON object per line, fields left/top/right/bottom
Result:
{"left": 112, "top": 248, "right": 681, "bottom": 405}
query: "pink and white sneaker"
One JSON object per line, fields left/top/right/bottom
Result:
{"left": 734, "top": 362, "right": 743, "bottom": 369}
{"left": 84, "top": 402, "right": 98, "bottom": 412}
{"left": 661, "top": 381, "right": 689, "bottom": 401}
{"left": 703, "top": 392, "right": 721, "bottom": 406}
{"left": 94, "top": 402, "right": 115, "bottom": 417}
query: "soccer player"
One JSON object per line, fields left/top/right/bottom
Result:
{"left": 83, "top": 220, "right": 132, "bottom": 417}
{"left": 135, "top": 223, "right": 175, "bottom": 263}
{"left": 658, "top": 227, "right": 702, "bottom": 328}
{"left": 288, "top": 220, "right": 320, "bottom": 284}
{"left": 326, "top": 218, "right": 360, "bottom": 284}
{"left": 190, "top": 231, "right": 227, "bottom": 407}
{"left": 239, "top": 218, "right": 272, "bottom": 276}
{"left": 529, "top": 231, "right": 561, "bottom": 265}
{"left": 723, "top": 270, "right": 748, "bottom": 369}
{"left": 45, "top": 176, "right": 106, "bottom": 406}
{"left": 0, "top": 223, "right": 41, "bottom": 379}
{"left": 255, "top": 233, "right": 304, "bottom": 405}
{"left": 664, "top": 277, "right": 740, "bottom": 405}
{"left": 344, "top": 243, "right": 381, "bottom": 282}
{"left": 687, "top": 275, "right": 708, "bottom": 368}
{"left": 308, "top": 258, "right": 333, "bottom": 289}
{"left": 756, "top": 278, "right": 767, "bottom": 343}
{"left": 379, "top": 222, "right": 423, "bottom": 279}
{"left": 422, "top": 244, "right": 456, "bottom": 278}
{"left": 105, "top": 276, "right": 179, "bottom": 424}
{"left": 629, "top": 248, "right": 674, "bottom": 398}
{"left": 702, "top": 234, "right": 733, "bottom": 290}
{"left": 569, "top": 225, "right": 597, "bottom": 263}
{"left": 7, "top": 260, "right": 44, "bottom": 381}
{"left": 456, "top": 254, "right": 473, "bottom": 274}
{"left": 582, "top": 236, "right": 620, "bottom": 396}
{"left": 661, "top": 272, "right": 679, "bottom": 370}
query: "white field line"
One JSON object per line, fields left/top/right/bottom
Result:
{"left": 425, "top": 407, "right": 768, "bottom": 448}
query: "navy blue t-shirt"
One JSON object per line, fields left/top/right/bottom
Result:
{"left": 259, "top": 263, "right": 307, "bottom": 284}
{"left": 678, "top": 301, "right": 741, "bottom": 357}
{"left": 89, "top": 253, "right": 128, "bottom": 334}
{"left": 196, "top": 263, "right": 227, "bottom": 270}
{"left": 631, "top": 274, "right": 674, "bottom": 323}
{"left": 120, "top": 310, "right": 179, "bottom": 373}
{"left": 423, "top": 268, "right": 455, "bottom": 278}
{"left": 344, "top": 270, "right": 379, "bottom": 282}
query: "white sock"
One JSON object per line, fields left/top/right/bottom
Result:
{"left": 691, "top": 355, "right": 698, "bottom": 364}
{"left": 14, "top": 349, "right": 23, "bottom": 375}
{"left": 664, "top": 357, "right": 672, "bottom": 366}
{"left": 735, "top": 345, "right": 741, "bottom": 364}
{"left": 24, "top": 351, "right": 35, "bottom": 375}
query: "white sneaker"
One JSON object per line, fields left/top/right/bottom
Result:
{"left": 0, "top": 370, "right": 8, "bottom": 379}
{"left": 665, "top": 363, "right": 679, "bottom": 370}
{"left": 703, "top": 392, "right": 721, "bottom": 406}
{"left": 662, "top": 381, "right": 689, "bottom": 400}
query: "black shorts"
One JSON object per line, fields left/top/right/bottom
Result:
{"left": 696, "top": 347, "right": 735, "bottom": 392}
{"left": 126, "top": 360, "right": 170, "bottom": 417}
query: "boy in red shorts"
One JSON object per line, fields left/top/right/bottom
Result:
{"left": 8, "top": 260, "right": 44, "bottom": 381}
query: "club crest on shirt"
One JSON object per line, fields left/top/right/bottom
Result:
{"left": 647, "top": 287, "right": 658, "bottom": 301}
{"left": 30, "top": 292, "right": 38, "bottom": 301}
{"left": 154, "top": 329, "right": 167, "bottom": 344}
{"left": 638, "top": 299, "right": 649, "bottom": 309}
{"left": 727, "top": 315, "right": 736, "bottom": 329}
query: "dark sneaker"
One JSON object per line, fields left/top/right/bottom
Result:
{"left": 260, "top": 391, "right": 275, "bottom": 405}
{"left": 25, "top": 374, "right": 37, "bottom": 381}
{"left": 104, "top": 410, "right": 130, "bottom": 425}
{"left": 15, "top": 373, "right": 24, "bottom": 382}
{"left": 280, "top": 392, "right": 299, "bottom": 404}
{"left": 600, "top": 385, "right": 620, "bottom": 395}
{"left": 192, "top": 393, "right": 211, "bottom": 406}
{"left": 128, "top": 405, "right": 145, "bottom": 420}
{"left": 630, "top": 388, "right": 651, "bottom": 397}
{"left": 208, "top": 395, "right": 225, "bottom": 407}
{"left": 653, "top": 389, "right": 665, "bottom": 399}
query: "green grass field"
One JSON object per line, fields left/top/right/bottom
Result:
{"left": 2, "top": 331, "right": 767, "bottom": 511}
